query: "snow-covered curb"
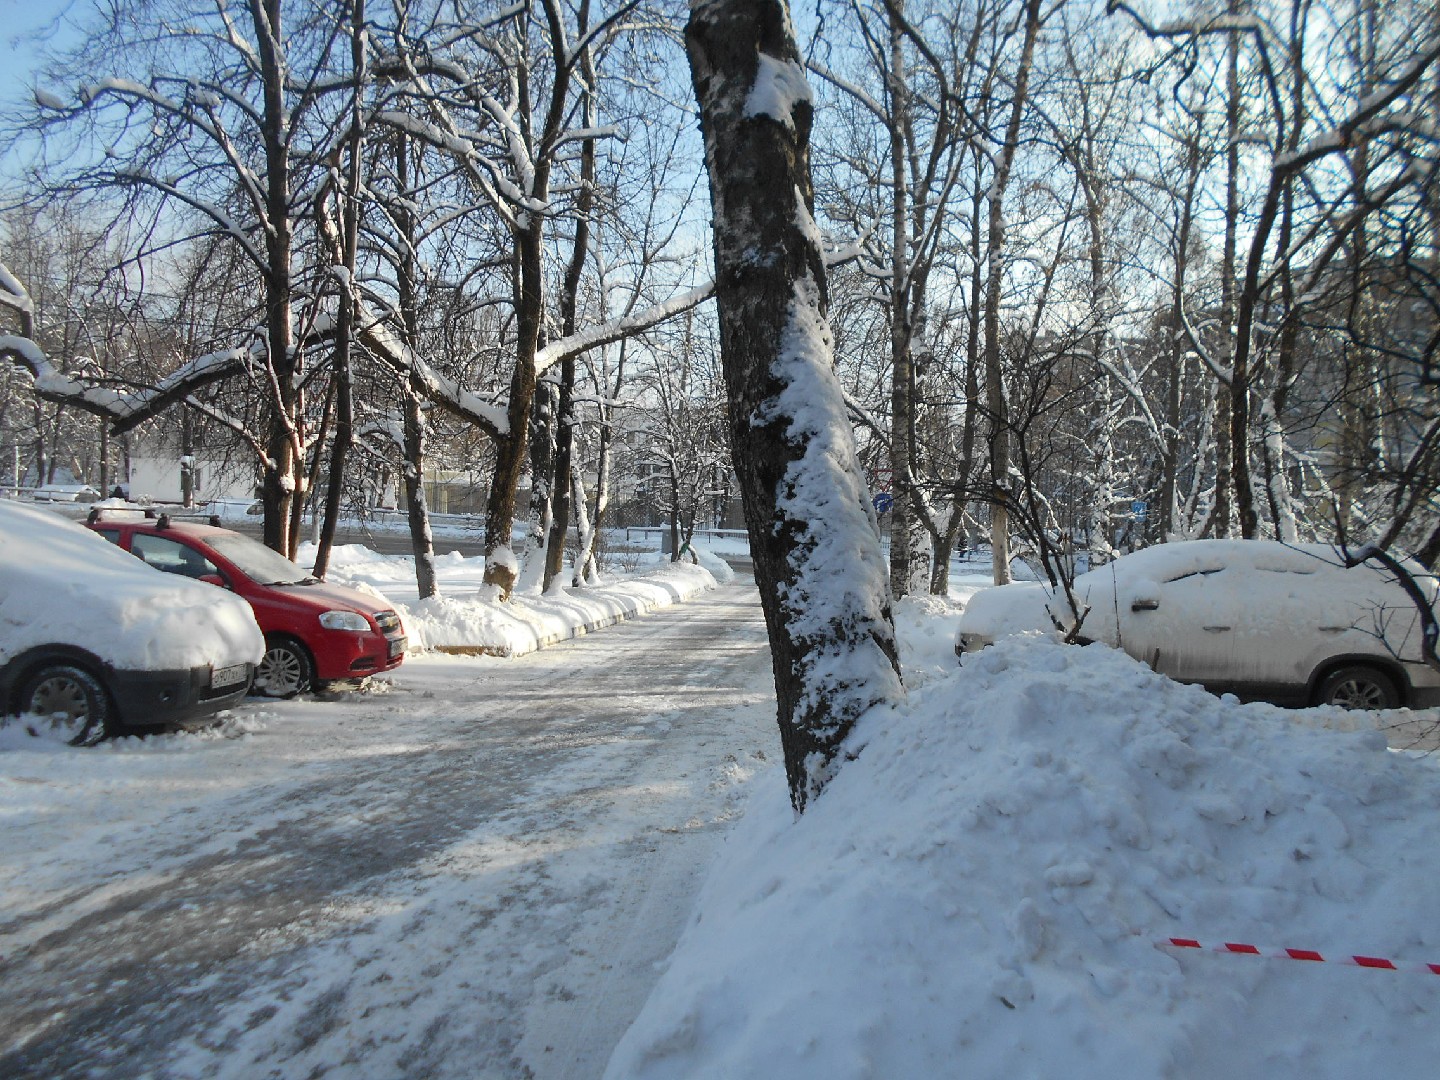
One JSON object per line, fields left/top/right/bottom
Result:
{"left": 307, "top": 543, "right": 737, "bottom": 657}
{"left": 400, "top": 563, "right": 723, "bottom": 656}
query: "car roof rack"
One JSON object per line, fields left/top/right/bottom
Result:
{"left": 87, "top": 506, "right": 223, "bottom": 529}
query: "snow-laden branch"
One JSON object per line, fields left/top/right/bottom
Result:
{"left": 1272, "top": 43, "right": 1440, "bottom": 174}
{"left": 371, "top": 98, "right": 521, "bottom": 230}
{"left": 1088, "top": 351, "right": 1169, "bottom": 454}
{"left": 1283, "top": 159, "right": 1434, "bottom": 306}
{"left": 183, "top": 397, "right": 269, "bottom": 463}
{"left": 842, "top": 389, "right": 887, "bottom": 440}
{"left": 806, "top": 62, "right": 887, "bottom": 125}
{"left": 350, "top": 297, "right": 510, "bottom": 438}
{"left": 110, "top": 168, "right": 269, "bottom": 270}
{"left": 374, "top": 110, "right": 477, "bottom": 159}
{"left": 0, "top": 263, "right": 35, "bottom": 316}
{"left": 76, "top": 78, "right": 270, "bottom": 223}
{"left": 1, "top": 331, "right": 259, "bottom": 432}
{"left": 358, "top": 414, "right": 407, "bottom": 452}
{"left": 533, "top": 282, "right": 715, "bottom": 375}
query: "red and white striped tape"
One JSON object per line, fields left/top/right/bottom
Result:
{"left": 1159, "top": 937, "right": 1440, "bottom": 975}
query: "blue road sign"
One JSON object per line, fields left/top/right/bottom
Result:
{"left": 874, "top": 492, "right": 894, "bottom": 513}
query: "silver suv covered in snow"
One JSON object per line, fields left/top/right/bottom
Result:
{"left": 956, "top": 540, "right": 1440, "bottom": 710}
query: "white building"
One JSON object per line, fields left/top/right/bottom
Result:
{"left": 125, "top": 454, "right": 256, "bottom": 504}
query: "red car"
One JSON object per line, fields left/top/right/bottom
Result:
{"left": 88, "top": 510, "right": 406, "bottom": 696}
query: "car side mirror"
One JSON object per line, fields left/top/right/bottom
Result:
{"left": 199, "top": 573, "right": 228, "bottom": 589}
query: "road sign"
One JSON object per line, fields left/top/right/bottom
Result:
{"left": 1131, "top": 499, "right": 1147, "bottom": 521}
{"left": 873, "top": 492, "right": 894, "bottom": 513}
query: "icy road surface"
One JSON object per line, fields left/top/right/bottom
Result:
{"left": 0, "top": 582, "right": 778, "bottom": 1080}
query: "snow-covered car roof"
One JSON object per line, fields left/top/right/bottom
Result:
{"left": 959, "top": 539, "right": 1438, "bottom": 652}
{"left": 1081, "top": 539, "right": 1437, "bottom": 614}
{"left": 1096, "top": 538, "right": 1401, "bottom": 581}
{"left": 0, "top": 499, "right": 263, "bottom": 671}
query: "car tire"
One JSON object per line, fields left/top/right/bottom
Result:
{"left": 19, "top": 663, "right": 114, "bottom": 746}
{"left": 1315, "top": 665, "right": 1401, "bottom": 710}
{"left": 254, "top": 636, "right": 316, "bottom": 698}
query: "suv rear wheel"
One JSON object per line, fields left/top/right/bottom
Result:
{"left": 1315, "top": 665, "right": 1400, "bottom": 710}
{"left": 254, "top": 636, "right": 315, "bottom": 698}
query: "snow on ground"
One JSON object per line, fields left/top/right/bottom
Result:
{"left": 303, "top": 541, "right": 732, "bottom": 654}
{"left": 8, "top": 526, "right": 1440, "bottom": 1079}
{"left": 607, "top": 632, "right": 1440, "bottom": 1079}
{"left": 0, "top": 583, "right": 777, "bottom": 1080}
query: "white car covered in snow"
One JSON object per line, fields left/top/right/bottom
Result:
{"left": 0, "top": 499, "right": 264, "bottom": 743}
{"left": 956, "top": 539, "right": 1440, "bottom": 710}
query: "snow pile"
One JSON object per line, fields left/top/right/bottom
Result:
{"left": 301, "top": 543, "right": 728, "bottom": 655}
{"left": 608, "top": 636, "right": 1440, "bottom": 1079}
{"left": 689, "top": 545, "right": 736, "bottom": 584}
{"left": 890, "top": 594, "right": 966, "bottom": 689}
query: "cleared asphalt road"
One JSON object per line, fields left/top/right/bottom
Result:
{"left": 0, "top": 583, "right": 778, "bottom": 1080}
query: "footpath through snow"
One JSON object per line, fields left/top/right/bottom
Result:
{"left": 607, "top": 614, "right": 1440, "bottom": 1080}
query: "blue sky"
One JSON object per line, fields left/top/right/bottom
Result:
{"left": 0, "top": 0, "right": 80, "bottom": 104}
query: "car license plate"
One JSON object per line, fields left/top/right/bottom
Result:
{"left": 211, "top": 663, "right": 249, "bottom": 689}
{"left": 388, "top": 636, "right": 407, "bottom": 658}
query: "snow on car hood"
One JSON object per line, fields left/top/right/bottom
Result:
{"left": 0, "top": 501, "right": 263, "bottom": 671}
{"left": 264, "top": 578, "right": 399, "bottom": 619}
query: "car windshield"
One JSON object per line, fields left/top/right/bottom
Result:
{"left": 205, "top": 533, "right": 315, "bottom": 585}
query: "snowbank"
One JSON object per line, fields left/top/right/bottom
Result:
{"left": 301, "top": 543, "right": 730, "bottom": 655}
{"left": 607, "top": 636, "right": 1440, "bottom": 1079}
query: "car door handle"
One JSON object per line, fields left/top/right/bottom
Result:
{"left": 1202, "top": 626, "right": 1231, "bottom": 633}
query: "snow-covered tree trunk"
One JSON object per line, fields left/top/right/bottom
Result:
{"left": 903, "top": 512, "right": 932, "bottom": 594}
{"left": 886, "top": 3, "right": 918, "bottom": 600}
{"left": 546, "top": 43, "right": 600, "bottom": 593}
{"left": 929, "top": 502, "right": 960, "bottom": 596}
{"left": 1212, "top": 19, "right": 1241, "bottom": 541}
{"left": 570, "top": 441, "right": 601, "bottom": 587}
{"left": 687, "top": 0, "right": 904, "bottom": 813}
{"left": 1160, "top": 128, "right": 1202, "bottom": 543}
{"left": 392, "top": 133, "right": 439, "bottom": 601}
{"left": 515, "top": 381, "right": 558, "bottom": 595}
{"left": 254, "top": 0, "right": 303, "bottom": 558}
{"left": 400, "top": 391, "right": 439, "bottom": 599}
{"left": 484, "top": 215, "right": 545, "bottom": 597}
{"left": 312, "top": 0, "right": 366, "bottom": 584}
{"left": 983, "top": 0, "right": 1043, "bottom": 586}
{"left": 1088, "top": 382, "right": 1117, "bottom": 565}
{"left": 1259, "top": 399, "right": 1299, "bottom": 543}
